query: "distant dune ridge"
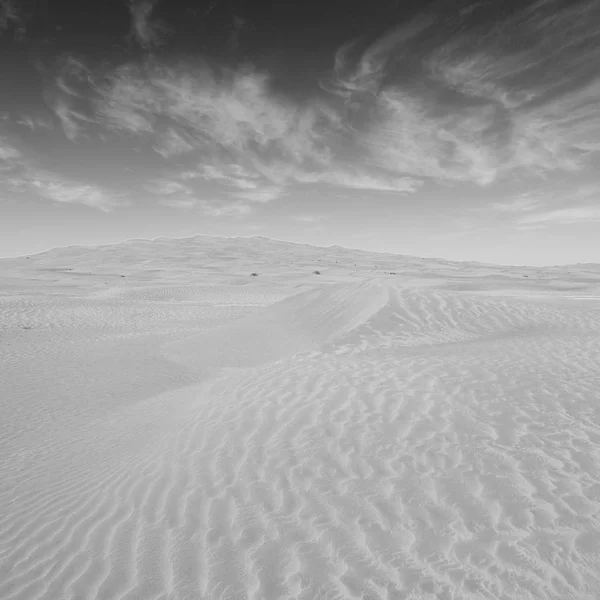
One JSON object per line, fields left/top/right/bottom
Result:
{"left": 1, "top": 235, "right": 600, "bottom": 600}
{"left": 2, "top": 234, "right": 600, "bottom": 298}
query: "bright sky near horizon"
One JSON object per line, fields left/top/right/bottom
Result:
{"left": 1, "top": 0, "right": 600, "bottom": 265}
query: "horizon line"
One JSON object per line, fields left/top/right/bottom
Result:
{"left": 1, "top": 232, "right": 598, "bottom": 270}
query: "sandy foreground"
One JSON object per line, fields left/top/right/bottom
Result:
{"left": 1, "top": 235, "right": 600, "bottom": 600}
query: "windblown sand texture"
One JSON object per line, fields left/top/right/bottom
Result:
{"left": 2, "top": 235, "right": 600, "bottom": 600}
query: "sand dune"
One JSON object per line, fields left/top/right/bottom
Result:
{"left": 1, "top": 236, "right": 600, "bottom": 600}
{"left": 163, "top": 282, "right": 390, "bottom": 371}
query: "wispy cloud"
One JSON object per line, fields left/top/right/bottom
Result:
{"left": 157, "top": 196, "right": 198, "bottom": 209}
{"left": 490, "top": 193, "right": 543, "bottom": 213}
{"left": 0, "top": 136, "right": 21, "bottom": 162}
{"left": 158, "top": 194, "right": 253, "bottom": 216}
{"left": 14, "top": 115, "right": 54, "bottom": 132}
{"left": 143, "top": 177, "right": 198, "bottom": 209}
{"left": 152, "top": 128, "right": 195, "bottom": 158}
{"left": 53, "top": 101, "right": 93, "bottom": 142}
{"left": 247, "top": 157, "right": 422, "bottom": 194}
{"left": 33, "top": 0, "right": 600, "bottom": 218}
{"left": 518, "top": 206, "right": 600, "bottom": 226}
{"left": 41, "top": 56, "right": 97, "bottom": 141}
{"left": 90, "top": 61, "right": 354, "bottom": 200}
{"left": 323, "top": 0, "right": 600, "bottom": 186}
{"left": 491, "top": 183, "right": 600, "bottom": 228}
{"left": 1, "top": 125, "right": 127, "bottom": 212}
{"left": 8, "top": 170, "right": 126, "bottom": 211}
{"left": 300, "top": 169, "right": 423, "bottom": 193}
{"left": 143, "top": 175, "right": 256, "bottom": 214}
{"left": 0, "top": 0, "right": 26, "bottom": 38}
{"left": 293, "top": 214, "right": 321, "bottom": 224}
{"left": 128, "top": 0, "right": 171, "bottom": 49}
{"left": 33, "top": 52, "right": 433, "bottom": 205}
{"left": 145, "top": 179, "right": 193, "bottom": 196}
{"left": 327, "top": 15, "right": 433, "bottom": 97}
{"left": 196, "top": 163, "right": 259, "bottom": 186}
{"left": 139, "top": 64, "right": 335, "bottom": 166}
{"left": 194, "top": 162, "right": 279, "bottom": 200}
{"left": 234, "top": 187, "right": 283, "bottom": 203}
{"left": 207, "top": 202, "right": 252, "bottom": 217}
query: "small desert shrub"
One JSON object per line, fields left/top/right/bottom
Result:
{"left": 313, "top": 270, "right": 321, "bottom": 275}
{"left": 250, "top": 272, "right": 258, "bottom": 276}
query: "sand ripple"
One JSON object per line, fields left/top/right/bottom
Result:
{"left": 2, "top": 284, "right": 600, "bottom": 599}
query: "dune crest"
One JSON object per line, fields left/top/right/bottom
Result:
{"left": 162, "top": 282, "right": 391, "bottom": 371}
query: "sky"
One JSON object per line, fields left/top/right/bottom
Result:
{"left": 1, "top": 0, "right": 600, "bottom": 265}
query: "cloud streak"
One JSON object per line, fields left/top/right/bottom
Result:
{"left": 91, "top": 61, "right": 347, "bottom": 198}
{"left": 37, "top": 52, "right": 429, "bottom": 204}
{"left": 0, "top": 0, "right": 27, "bottom": 38}
{"left": 128, "top": 0, "right": 170, "bottom": 49}
{"left": 518, "top": 206, "right": 600, "bottom": 226}
{"left": 8, "top": 170, "right": 126, "bottom": 211}
{"left": 143, "top": 174, "right": 256, "bottom": 214}
{"left": 489, "top": 182, "right": 600, "bottom": 228}
{"left": 490, "top": 193, "right": 543, "bottom": 213}
{"left": 0, "top": 136, "right": 21, "bottom": 162}
{"left": 324, "top": 0, "right": 600, "bottom": 186}
{"left": 15, "top": 0, "right": 600, "bottom": 221}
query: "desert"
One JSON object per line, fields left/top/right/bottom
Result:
{"left": 1, "top": 235, "right": 600, "bottom": 600}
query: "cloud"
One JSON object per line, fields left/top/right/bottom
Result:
{"left": 518, "top": 206, "right": 600, "bottom": 226}
{"left": 310, "top": 169, "right": 423, "bottom": 193}
{"left": 243, "top": 154, "right": 424, "bottom": 195}
{"left": 490, "top": 183, "right": 600, "bottom": 228}
{"left": 143, "top": 175, "right": 254, "bottom": 213}
{"left": 508, "top": 84, "right": 600, "bottom": 177}
{"left": 195, "top": 154, "right": 422, "bottom": 199}
{"left": 324, "top": 0, "right": 600, "bottom": 185}
{"left": 155, "top": 192, "right": 251, "bottom": 214}
{"left": 233, "top": 186, "right": 283, "bottom": 203}
{"left": 196, "top": 164, "right": 228, "bottom": 181}
{"left": 8, "top": 170, "right": 126, "bottom": 211}
{"left": 144, "top": 177, "right": 200, "bottom": 209}
{"left": 128, "top": 0, "right": 171, "bottom": 49}
{"left": 100, "top": 104, "right": 155, "bottom": 136}
{"left": 293, "top": 214, "right": 320, "bottom": 224}
{"left": 228, "top": 178, "right": 258, "bottom": 190}
{"left": 157, "top": 195, "right": 198, "bottom": 209}
{"left": 94, "top": 61, "right": 338, "bottom": 168}
{"left": 327, "top": 15, "right": 433, "bottom": 97}
{"left": 490, "top": 193, "right": 543, "bottom": 212}
{"left": 0, "top": 137, "right": 21, "bottom": 161}
{"left": 14, "top": 115, "right": 54, "bottom": 132}
{"left": 348, "top": 85, "right": 506, "bottom": 186}
{"left": 152, "top": 128, "right": 195, "bottom": 157}
{"left": 53, "top": 101, "right": 93, "bottom": 141}
{"left": 0, "top": 0, "right": 26, "bottom": 38}
{"left": 189, "top": 161, "right": 279, "bottom": 200}
{"left": 207, "top": 202, "right": 252, "bottom": 217}
{"left": 40, "top": 56, "right": 98, "bottom": 141}
{"left": 146, "top": 177, "right": 252, "bottom": 215}
{"left": 145, "top": 178, "right": 193, "bottom": 196}
{"left": 33, "top": 52, "right": 429, "bottom": 203}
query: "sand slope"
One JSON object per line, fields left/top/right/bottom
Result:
{"left": 1, "top": 237, "right": 600, "bottom": 600}
{"left": 163, "top": 282, "right": 390, "bottom": 371}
